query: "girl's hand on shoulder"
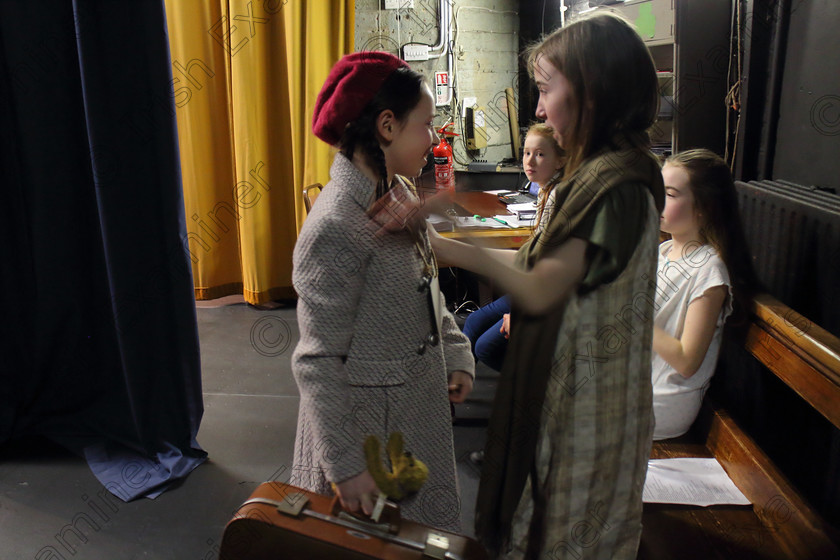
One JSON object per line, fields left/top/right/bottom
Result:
{"left": 448, "top": 370, "right": 473, "bottom": 403}
{"left": 417, "top": 188, "right": 454, "bottom": 217}
{"left": 367, "top": 185, "right": 424, "bottom": 237}
{"left": 367, "top": 185, "right": 454, "bottom": 238}
{"left": 334, "top": 470, "right": 379, "bottom": 516}
{"left": 367, "top": 182, "right": 448, "bottom": 238}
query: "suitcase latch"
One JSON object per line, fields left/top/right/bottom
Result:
{"left": 276, "top": 493, "right": 309, "bottom": 517}
{"left": 423, "top": 533, "right": 450, "bottom": 559}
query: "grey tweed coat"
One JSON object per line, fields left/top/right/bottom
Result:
{"left": 290, "top": 153, "right": 475, "bottom": 532}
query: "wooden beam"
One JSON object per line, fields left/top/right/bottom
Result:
{"left": 746, "top": 294, "right": 840, "bottom": 429}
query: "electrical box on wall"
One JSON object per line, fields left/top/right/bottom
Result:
{"left": 465, "top": 106, "right": 487, "bottom": 150}
{"left": 403, "top": 44, "right": 429, "bottom": 61}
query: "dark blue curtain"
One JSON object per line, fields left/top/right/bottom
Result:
{"left": 0, "top": 0, "right": 206, "bottom": 500}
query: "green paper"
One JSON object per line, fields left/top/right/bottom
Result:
{"left": 636, "top": 3, "right": 656, "bottom": 39}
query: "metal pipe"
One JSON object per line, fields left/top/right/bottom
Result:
{"left": 429, "top": 0, "right": 448, "bottom": 53}
{"left": 757, "top": 0, "right": 790, "bottom": 180}
{"left": 442, "top": 0, "right": 453, "bottom": 105}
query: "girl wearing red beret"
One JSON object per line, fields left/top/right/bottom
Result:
{"left": 426, "top": 13, "right": 665, "bottom": 559}
{"left": 290, "top": 51, "right": 474, "bottom": 533}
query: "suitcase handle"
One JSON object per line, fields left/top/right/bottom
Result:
{"left": 328, "top": 494, "right": 402, "bottom": 534}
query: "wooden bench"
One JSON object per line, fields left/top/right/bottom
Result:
{"left": 639, "top": 293, "right": 840, "bottom": 560}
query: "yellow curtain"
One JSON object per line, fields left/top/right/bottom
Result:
{"left": 164, "top": 0, "right": 354, "bottom": 304}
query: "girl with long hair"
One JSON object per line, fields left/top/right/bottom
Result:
{"left": 652, "top": 148, "right": 760, "bottom": 439}
{"left": 428, "top": 13, "right": 665, "bottom": 558}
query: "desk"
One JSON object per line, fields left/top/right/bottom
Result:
{"left": 440, "top": 228, "right": 532, "bottom": 249}
{"left": 434, "top": 193, "right": 532, "bottom": 305}
{"left": 437, "top": 191, "right": 533, "bottom": 250}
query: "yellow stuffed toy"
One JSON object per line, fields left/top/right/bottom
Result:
{"left": 364, "top": 432, "right": 428, "bottom": 501}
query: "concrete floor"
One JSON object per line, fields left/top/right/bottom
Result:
{"left": 0, "top": 301, "right": 495, "bottom": 559}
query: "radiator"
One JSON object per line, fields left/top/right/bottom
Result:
{"left": 735, "top": 180, "right": 840, "bottom": 336}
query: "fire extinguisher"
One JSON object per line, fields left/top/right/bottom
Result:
{"left": 434, "top": 123, "right": 459, "bottom": 192}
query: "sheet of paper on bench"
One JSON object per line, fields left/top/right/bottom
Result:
{"left": 643, "top": 458, "right": 750, "bottom": 506}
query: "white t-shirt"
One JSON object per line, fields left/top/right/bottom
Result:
{"left": 651, "top": 240, "right": 733, "bottom": 440}
{"left": 535, "top": 188, "right": 555, "bottom": 234}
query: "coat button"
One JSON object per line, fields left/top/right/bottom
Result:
{"left": 417, "top": 341, "right": 427, "bottom": 355}
{"left": 427, "top": 332, "right": 439, "bottom": 346}
{"left": 417, "top": 276, "right": 431, "bottom": 292}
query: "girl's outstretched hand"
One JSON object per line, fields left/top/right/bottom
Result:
{"left": 417, "top": 188, "right": 456, "bottom": 217}
{"left": 367, "top": 183, "right": 423, "bottom": 237}
{"left": 367, "top": 184, "right": 453, "bottom": 238}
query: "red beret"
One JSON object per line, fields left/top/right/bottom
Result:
{"left": 312, "top": 51, "right": 410, "bottom": 145}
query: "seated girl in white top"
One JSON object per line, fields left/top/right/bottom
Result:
{"left": 652, "top": 149, "right": 759, "bottom": 440}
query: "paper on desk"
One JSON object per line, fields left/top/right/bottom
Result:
{"left": 506, "top": 201, "right": 539, "bottom": 213}
{"left": 453, "top": 216, "right": 510, "bottom": 229}
{"left": 493, "top": 214, "right": 533, "bottom": 228}
{"left": 643, "top": 458, "right": 751, "bottom": 506}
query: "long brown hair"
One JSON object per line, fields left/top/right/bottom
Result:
{"left": 665, "top": 149, "right": 762, "bottom": 324}
{"left": 525, "top": 13, "right": 659, "bottom": 181}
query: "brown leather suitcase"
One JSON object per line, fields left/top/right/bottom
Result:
{"left": 219, "top": 481, "right": 489, "bottom": 560}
